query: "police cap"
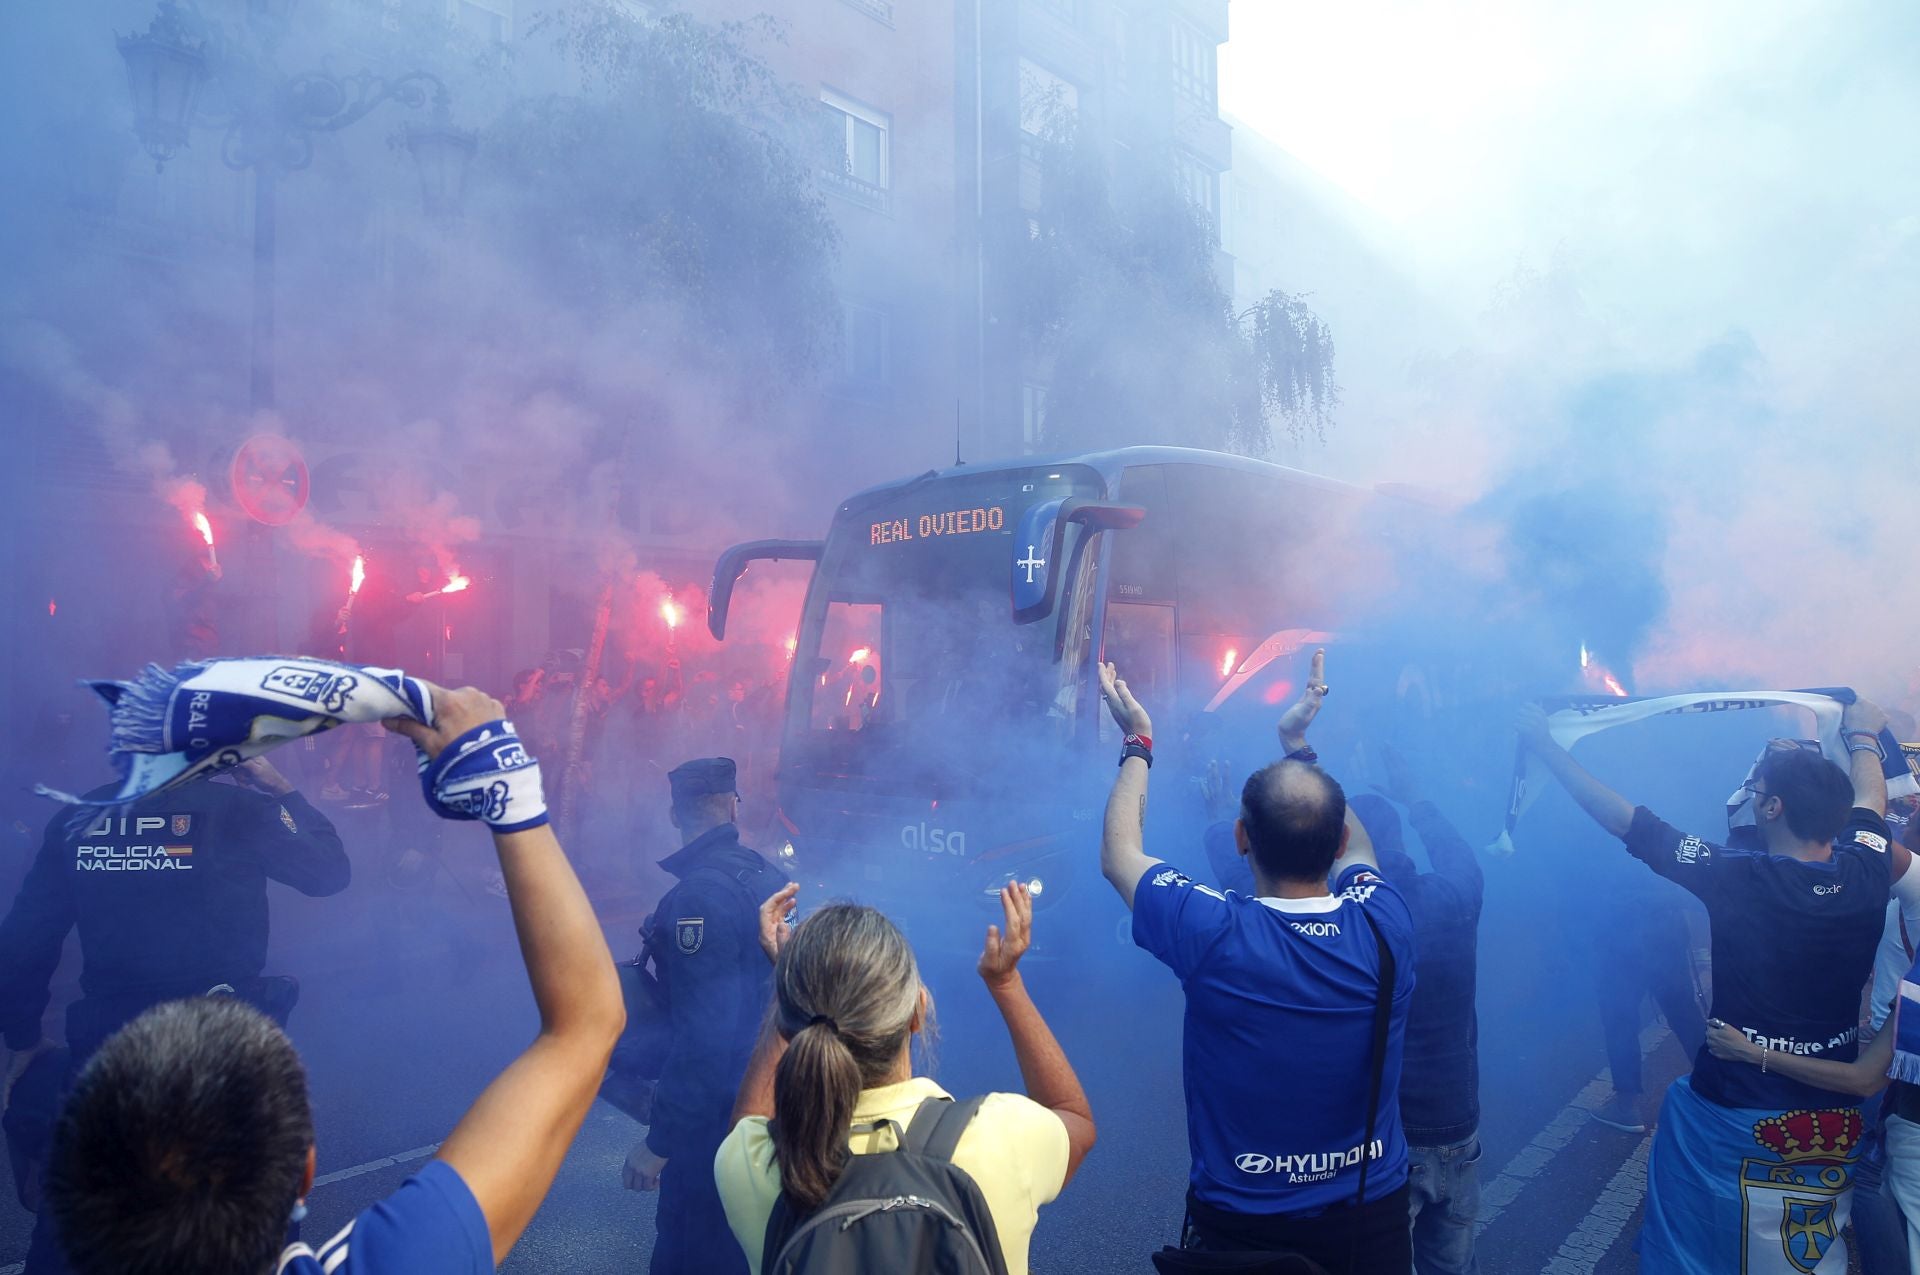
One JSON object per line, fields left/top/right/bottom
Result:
{"left": 668, "top": 757, "right": 738, "bottom": 805}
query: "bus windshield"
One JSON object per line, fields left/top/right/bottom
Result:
{"left": 785, "top": 465, "right": 1104, "bottom": 789}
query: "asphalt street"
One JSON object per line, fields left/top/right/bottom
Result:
{"left": 0, "top": 832, "right": 1693, "bottom": 1274}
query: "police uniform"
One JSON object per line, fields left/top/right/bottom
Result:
{"left": 643, "top": 758, "right": 787, "bottom": 1275}
{"left": 0, "top": 776, "right": 347, "bottom": 1275}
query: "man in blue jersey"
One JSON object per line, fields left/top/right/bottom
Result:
{"left": 1518, "top": 698, "right": 1920, "bottom": 1275}
{"left": 41, "top": 683, "right": 626, "bottom": 1275}
{"left": 1099, "top": 654, "right": 1416, "bottom": 1273}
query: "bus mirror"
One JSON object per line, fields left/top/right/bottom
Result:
{"left": 708, "top": 539, "right": 824, "bottom": 640}
{"left": 1011, "top": 500, "right": 1144, "bottom": 625}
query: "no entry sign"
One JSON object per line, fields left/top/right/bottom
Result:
{"left": 230, "top": 434, "right": 310, "bottom": 526}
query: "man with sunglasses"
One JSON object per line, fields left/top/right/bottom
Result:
{"left": 1517, "top": 698, "right": 1916, "bottom": 1274}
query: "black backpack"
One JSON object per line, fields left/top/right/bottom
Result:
{"left": 762, "top": 1095, "right": 1010, "bottom": 1275}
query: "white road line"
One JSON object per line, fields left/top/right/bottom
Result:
{"left": 1539, "top": 1134, "right": 1653, "bottom": 1274}
{"left": 1476, "top": 1022, "right": 1671, "bottom": 1236}
{"left": 311, "top": 1143, "right": 440, "bottom": 1188}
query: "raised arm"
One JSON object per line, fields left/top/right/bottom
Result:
{"left": 977, "top": 883, "right": 1096, "bottom": 1184}
{"left": 1845, "top": 699, "right": 1891, "bottom": 818}
{"left": 388, "top": 687, "right": 626, "bottom": 1266}
{"left": 1097, "top": 663, "right": 1162, "bottom": 908}
{"left": 1706, "top": 1015, "right": 1894, "bottom": 1098}
{"left": 228, "top": 758, "right": 350, "bottom": 897}
{"left": 1515, "top": 704, "right": 1635, "bottom": 839}
{"left": 1842, "top": 700, "right": 1915, "bottom": 886}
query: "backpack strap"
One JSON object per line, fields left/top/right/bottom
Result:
{"left": 1353, "top": 904, "right": 1396, "bottom": 1208}
{"left": 900, "top": 1095, "right": 985, "bottom": 1164}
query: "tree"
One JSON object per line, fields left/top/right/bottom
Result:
{"left": 477, "top": 3, "right": 840, "bottom": 393}
{"left": 1017, "top": 129, "right": 1338, "bottom": 454}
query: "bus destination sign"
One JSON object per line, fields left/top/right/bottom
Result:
{"left": 870, "top": 505, "right": 1006, "bottom": 546}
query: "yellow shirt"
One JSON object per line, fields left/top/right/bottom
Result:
{"left": 714, "top": 1076, "right": 1070, "bottom": 1274}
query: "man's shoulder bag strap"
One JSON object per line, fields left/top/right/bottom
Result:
{"left": 1354, "top": 905, "right": 1396, "bottom": 1209}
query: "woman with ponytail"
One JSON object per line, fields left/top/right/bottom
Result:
{"left": 715, "top": 882, "right": 1096, "bottom": 1273}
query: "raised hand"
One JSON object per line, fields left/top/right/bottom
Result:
{"left": 1099, "top": 662, "right": 1154, "bottom": 738}
{"left": 230, "top": 756, "right": 296, "bottom": 796}
{"left": 384, "top": 684, "right": 502, "bottom": 760}
{"left": 757, "top": 882, "right": 799, "bottom": 966}
{"left": 1276, "top": 649, "right": 1329, "bottom": 752}
{"left": 977, "top": 882, "right": 1033, "bottom": 992}
{"left": 1845, "top": 698, "right": 1890, "bottom": 738}
{"left": 1513, "top": 703, "right": 1555, "bottom": 755}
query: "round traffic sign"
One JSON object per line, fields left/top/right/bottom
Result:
{"left": 230, "top": 434, "right": 310, "bottom": 526}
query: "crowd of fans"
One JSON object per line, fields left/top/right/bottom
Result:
{"left": 5, "top": 651, "right": 1920, "bottom": 1275}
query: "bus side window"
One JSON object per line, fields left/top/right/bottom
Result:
{"left": 1099, "top": 601, "right": 1175, "bottom": 742}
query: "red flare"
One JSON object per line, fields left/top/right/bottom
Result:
{"left": 442, "top": 574, "right": 470, "bottom": 595}
{"left": 192, "top": 512, "right": 214, "bottom": 547}
{"left": 47, "top": 599, "right": 56, "bottom": 617}
{"left": 660, "top": 597, "right": 683, "bottom": 629}
{"left": 1220, "top": 648, "right": 1239, "bottom": 679}
{"left": 849, "top": 647, "right": 871, "bottom": 663}
{"left": 349, "top": 555, "right": 366, "bottom": 596}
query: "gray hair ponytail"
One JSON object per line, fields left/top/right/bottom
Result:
{"left": 769, "top": 904, "right": 922, "bottom": 1210}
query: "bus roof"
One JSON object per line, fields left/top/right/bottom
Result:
{"left": 834, "top": 446, "right": 1370, "bottom": 514}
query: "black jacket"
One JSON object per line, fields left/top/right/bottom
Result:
{"left": 643, "top": 824, "right": 788, "bottom": 1160}
{"left": 1377, "top": 802, "right": 1484, "bottom": 1147}
{"left": 0, "top": 778, "right": 348, "bottom": 1053}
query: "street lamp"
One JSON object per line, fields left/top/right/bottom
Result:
{"left": 405, "top": 110, "right": 480, "bottom": 222}
{"left": 117, "top": 3, "right": 207, "bottom": 173}
{"left": 117, "top": 0, "right": 474, "bottom": 410}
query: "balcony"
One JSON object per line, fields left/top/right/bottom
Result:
{"left": 819, "top": 166, "right": 891, "bottom": 214}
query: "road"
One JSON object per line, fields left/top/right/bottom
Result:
{"left": 0, "top": 840, "right": 1694, "bottom": 1274}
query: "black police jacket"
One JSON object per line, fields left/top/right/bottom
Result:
{"left": 642, "top": 824, "right": 788, "bottom": 1160}
{"left": 0, "top": 777, "right": 348, "bottom": 1052}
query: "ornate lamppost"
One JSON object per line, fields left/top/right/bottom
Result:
{"left": 117, "top": 0, "right": 476, "bottom": 411}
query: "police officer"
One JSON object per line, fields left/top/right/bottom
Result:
{"left": 0, "top": 756, "right": 348, "bottom": 1274}
{"left": 622, "top": 757, "right": 787, "bottom": 1275}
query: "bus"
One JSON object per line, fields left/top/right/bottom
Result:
{"left": 708, "top": 447, "right": 1467, "bottom": 931}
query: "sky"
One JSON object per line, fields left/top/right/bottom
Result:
{"left": 1222, "top": 0, "right": 1920, "bottom": 421}
{"left": 1220, "top": 1, "right": 1920, "bottom": 693}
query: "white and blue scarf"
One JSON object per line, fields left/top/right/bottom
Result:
{"left": 1493, "top": 689, "right": 1917, "bottom": 855}
{"left": 1892, "top": 957, "right": 1920, "bottom": 1086}
{"left": 38, "top": 657, "right": 547, "bottom": 832}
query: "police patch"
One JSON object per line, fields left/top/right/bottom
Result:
{"left": 676, "top": 918, "right": 705, "bottom": 955}
{"left": 171, "top": 814, "right": 192, "bottom": 837}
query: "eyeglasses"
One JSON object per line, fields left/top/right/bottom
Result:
{"left": 1742, "top": 780, "right": 1770, "bottom": 801}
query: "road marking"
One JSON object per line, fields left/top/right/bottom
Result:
{"left": 1476, "top": 1023, "right": 1670, "bottom": 1236}
{"left": 1540, "top": 1133, "right": 1653, "bottom": 1274}
{"left": 311, "top": 1143, "right": 440, "bottom": 1188}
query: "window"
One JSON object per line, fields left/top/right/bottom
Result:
{"left": 810, "top": 602, "right": 884, "bottom": 733}
{"left": 1021, "top": 383, "right": 1048, "bottom": 450}
{"left": 1171, "top": 21, "right": 1217, "bottom": 108}
{"left": 450, "top": 0, "right": 510, "bottom": 42}
{"left": 821, "top": 91, "right": 890, "bottom": 209}
{"left": 1018, "top": 58, "right": 1079, "bottom": 139}
{"left": 842, "top": 302, "right": 889, "bottom": 388}
{"left": 1175, "top": 151, "right": 1220, "bottom": 237}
